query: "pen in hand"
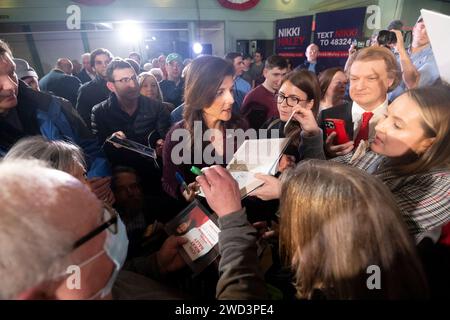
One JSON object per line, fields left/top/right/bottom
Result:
{"left": 175, "top": 171, "right": 189, "bottom": 193}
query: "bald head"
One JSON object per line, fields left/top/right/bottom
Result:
{"left": 56, "top": 58, "right": 73, "bottom": 75}
{"left": 306, "top": 43, "right": 319, "bottom": 63}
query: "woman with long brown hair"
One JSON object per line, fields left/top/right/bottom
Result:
{"left": 279, "top": 160, "right": 428, "bottom": 299}
{"left": 162, "top": 55, "right": 246, "bottom": 200}
{"left": 318, "top": 67, "right": 348, "bottom": 113}
{"left": 195, "top": 161, "right": 429, "bottom": 299}
{"left": 252, "top": 85, "right": 450, "bottom": 242}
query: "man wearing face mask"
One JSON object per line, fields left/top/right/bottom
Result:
{"left": 0, "top": 159, "right": 187, "bottom": 300}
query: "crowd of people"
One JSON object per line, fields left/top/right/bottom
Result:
{"left": 0, "top": 12, "right": 449, "bottom": 300}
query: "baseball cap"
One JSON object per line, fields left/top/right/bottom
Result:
{"left": 166, "top": 53, "right": 183, "bottom": 64}
{"left": 13, "top": 58, "right": 38, "bottom": 80}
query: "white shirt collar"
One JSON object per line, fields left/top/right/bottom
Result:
{"left": 352, "top": 97, "right": 388, "bottom": 141}
{"left": 352, "top": 97, "right": 388, "bottom": 123}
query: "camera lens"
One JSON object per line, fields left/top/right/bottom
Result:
{"left": 377, "top": 30, "right": 397, "bottom": 46}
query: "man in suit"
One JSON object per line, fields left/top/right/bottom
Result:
{"left": 39, "top": 58, "right": 81, "bottom": 106}
{"left": 76, "top": 52, "right": 95, "bottom": 84}
{"left": 294, "top": 43, "right": 326, "bottom": 75}
{"left": 318, "top": 46, "right": 400, "bottom": 157}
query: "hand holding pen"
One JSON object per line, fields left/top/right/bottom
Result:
{"left": 176, "top": 171, "right": 199, "bottom": 202}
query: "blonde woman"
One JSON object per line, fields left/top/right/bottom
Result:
{"left": 138, "top": 72, "right": 174, "bottom": 111}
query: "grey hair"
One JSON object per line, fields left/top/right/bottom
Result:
{"left": 149, "top": 68, "right": 163, "bottom": 82}
{"left": 3, "top": 136, "right": 86, "bottom": 174}
{"left": 0, "top": 159, "right": 74, "bottom": 299}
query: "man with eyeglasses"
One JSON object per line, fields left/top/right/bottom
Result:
{"left": 75, "top": 48, "right": 113, "bottom": 130}
{"left": 0, "top": 159, "right": 189, "bottom": 300}
{"left": 91, "top": 59, "right": 171, "bottom": 197}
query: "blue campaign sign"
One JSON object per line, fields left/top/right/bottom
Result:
{"left": 314, "top": 7, "right": 367, "bottom": 68}
{"left": 275, "top": 15, "right": 313, "bottom": 67}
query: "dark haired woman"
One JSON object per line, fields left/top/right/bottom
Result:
{"left": 162, "top": 55, "right": 246, "bottom": 200}
{"left": 260, "top": 69, "right": 321, "bottom": 172}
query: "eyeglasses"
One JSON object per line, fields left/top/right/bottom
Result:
{"left": 112, "top": 74, "right": 138, "bottom": 84}
{"left": 72, "top": 205, "right": 118, "bottom": 250}
{"left": 275, "top": 93, "right": 309, "bottom": 108}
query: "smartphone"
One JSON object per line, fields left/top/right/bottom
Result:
{"left": 324, "top": 118, "right": 350, "bottom": 145}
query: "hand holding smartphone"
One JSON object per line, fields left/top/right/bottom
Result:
{"left": 324, "top": 118, "right": 350, "bottom": 145}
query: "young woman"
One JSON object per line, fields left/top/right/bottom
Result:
{"left": 252, "top": 85, "right": 450, "bottom": 242}
{"left": 318, "top": 67, "right": 348, "bottom": 113}
{"left": 138, "top": 72, "right": 174, "bottom": 111}
{"left": 196, "top": 161, "right": 428, "bottom": 299}
{"left": 260, "top": 70, "right": 320, "bottom": 172}
{"left": 162, "top": 55, "right": 246, "bottom": 200}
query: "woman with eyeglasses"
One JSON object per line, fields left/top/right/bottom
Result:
{"left": 259, "top": 70, "right": 321, "bottom": 173}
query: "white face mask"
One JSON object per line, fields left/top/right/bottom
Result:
{"left": 77, "top": 215, "right": 129, "bottom": 300}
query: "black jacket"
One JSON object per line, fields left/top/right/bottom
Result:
{"left": 75, "top": 76, "right": 111, "bottom": 129}
{"left": 317, "top": 101, "right": 354, "bottom": 141}
{"left": 38, "top": 69, "right": 81, "bottom": 107}
{"left": 91, "top": 94, "right": 171, "bottom": 193}
{"left": 159, "top": 78, "right": 185, "bottom": 108}
{"left": 76, "top": 68, "right": 94, "bottom": 84}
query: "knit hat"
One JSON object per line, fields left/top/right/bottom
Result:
{"left": 13, "top": 58, "right": 38, "bottom": 80}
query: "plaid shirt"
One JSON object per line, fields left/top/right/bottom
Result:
{"left": 332, "top": 151, "right": 450, "bottom": 240}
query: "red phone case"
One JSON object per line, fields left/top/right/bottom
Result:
{"left": 324, "top": 118, "right": 350, "bottom": 144}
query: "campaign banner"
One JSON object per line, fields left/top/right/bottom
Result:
{"left": 314, "top": 7, "right": 367, "bottom": 69}
{"left": 275, "top": 15, "right": 313, "bottom": 67}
